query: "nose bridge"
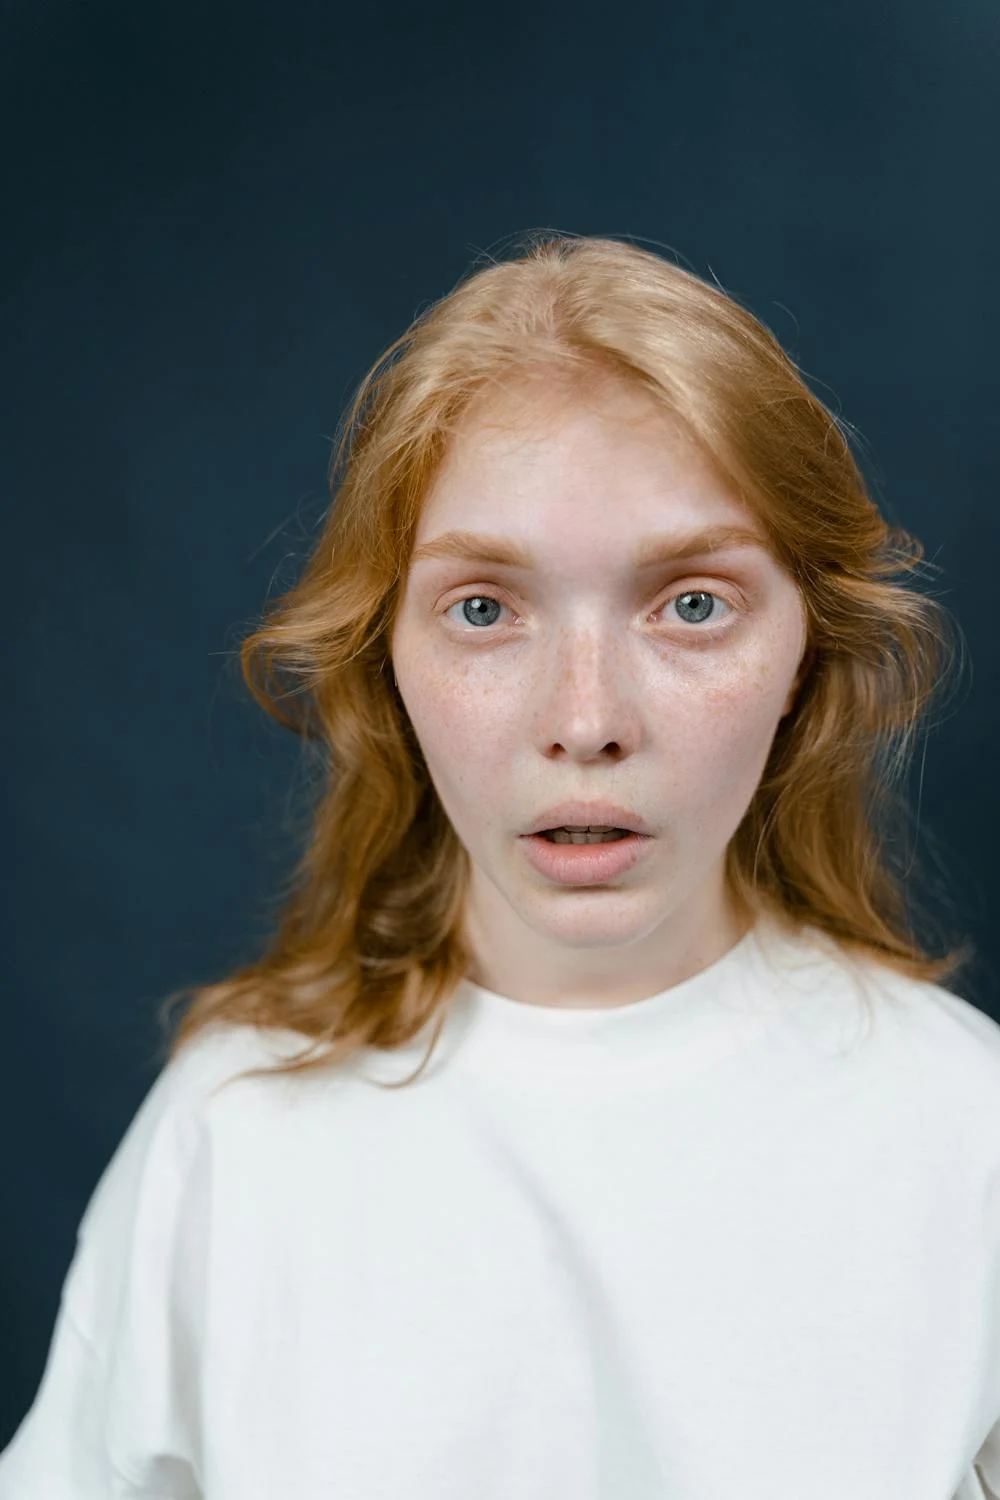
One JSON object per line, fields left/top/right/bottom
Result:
{"left": 548, "top": 603, "right": 635, "bottom": 699}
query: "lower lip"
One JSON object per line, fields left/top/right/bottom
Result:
{"left": 519, "top": 832, "right": 652, "bottom": 885}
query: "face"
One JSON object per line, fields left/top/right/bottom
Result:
{"left": 389, "top": 376, "right": 810, "bottom": 1009}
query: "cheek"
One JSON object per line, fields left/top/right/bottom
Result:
{"left": 400, "top": 682, "right": 517, "bottom": 851}
{"left": 398, "top": 665, "right": 508, "bottom": 784}
{"left": 660, "top": 672, "right": 787, "bottom": 800}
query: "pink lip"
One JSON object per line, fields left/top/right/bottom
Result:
{"left": 519, "top": 830, "right": 652, "bottom": 885}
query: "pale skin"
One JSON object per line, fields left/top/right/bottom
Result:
{"left": 389, "top": 374, "right": 810, "bottom": 1011}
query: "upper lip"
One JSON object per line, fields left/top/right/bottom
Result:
{"left": 522, "top": 802, "right": 651, "bottom": 836}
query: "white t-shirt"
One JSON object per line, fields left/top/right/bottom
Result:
{"left": 3, "top": 913, "right": 1000, "bottom": 1500}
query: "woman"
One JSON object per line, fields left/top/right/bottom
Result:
{"left": 2, "top": 233, "right": 997, "bottom": 1499}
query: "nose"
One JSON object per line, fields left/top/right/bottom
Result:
{"left": 537, "top": 639, "right": 640, "bottom": 759}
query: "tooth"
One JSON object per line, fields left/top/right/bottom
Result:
{"left": 554, "top": 828, "right": 617, "bottom": 840}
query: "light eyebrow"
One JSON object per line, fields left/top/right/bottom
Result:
{"left": 409, "top": 524, "right": 767, "bottom": 570}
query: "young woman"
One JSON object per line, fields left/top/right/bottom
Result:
{"left": 3, "top": 234, "right": 998, "bottom": 1500}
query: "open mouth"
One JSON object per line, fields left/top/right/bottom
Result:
{"left": 537, "top": 827, "right": 632, "bottom": 845}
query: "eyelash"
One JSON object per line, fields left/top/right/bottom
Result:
{"left": 440, "top": 586, "right": 739, "bottom": 637}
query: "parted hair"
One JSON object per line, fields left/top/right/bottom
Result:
{"left": 158, "top": 232, "right": 972, "bottom": 1090}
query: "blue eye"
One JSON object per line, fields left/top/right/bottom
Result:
{"left": 446, "top": 596, "right": 508, "bottom": 628}
{"left": 672, "top": 590, "right": 731, "bottom": 625}
{"left": 443, "top": 590, "right": 733, "bottom": 631}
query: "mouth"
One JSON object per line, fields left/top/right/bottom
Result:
{"left": 522, "top": 805, "right": 651, "bottom": 838}
{"left": 533, "top": 827, "right": 634, "bottom": 845}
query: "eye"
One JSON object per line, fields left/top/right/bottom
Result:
{"left": 441, "top": 588, "right": 736, "bottom": 632}
{"left": 670, "top": 590, "right": 733, "bottom": 626}
{"left": 443, "top": 595, "right": 511, "bottom": 630}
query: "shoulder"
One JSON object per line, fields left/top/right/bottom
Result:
{"left": 756, "top": 917, "right": 1000, "bottom": 1120}
{"left": 74, "top": 1021, "right": 313, "bottom": 1248}
{"left": 806, "top": 924, "right": 1000, "bottom": 1132}
{"left": 63, "top": 1021, "right": 318, "bottom": 1343}
{"left": 153, "top": 1019, "right": 314, "bottom": 1109}
{"left": 852, "top": 946, "right": 1000, "bottom": 1076}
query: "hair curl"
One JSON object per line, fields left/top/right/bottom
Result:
{"left": 156, "top": 232, "right": 973, "bottom": 1092}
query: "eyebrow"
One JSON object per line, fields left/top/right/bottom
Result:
{"left": 409, "top": 524, "right": 767, "bottom": 571}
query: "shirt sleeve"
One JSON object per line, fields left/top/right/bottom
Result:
{"left": 967, "top": 1416, "right": 1000, "bottom": 1500}
{"left": 0, "top": 1302, "right": 161, "bottom": 1499}
{"left": 0, "top": 1035, "right": 220, "bottom": 1499}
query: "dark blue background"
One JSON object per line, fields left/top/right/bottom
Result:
{"left": 3, "top": 0, "right": 997, "bottom": 1442}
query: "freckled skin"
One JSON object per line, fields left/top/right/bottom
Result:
{"left": 389, "top": 378, "right": 809, "bottom": 1010}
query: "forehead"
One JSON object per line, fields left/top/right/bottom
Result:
{"left": 420, "top": 373, "right": 750, "bottom": 531}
